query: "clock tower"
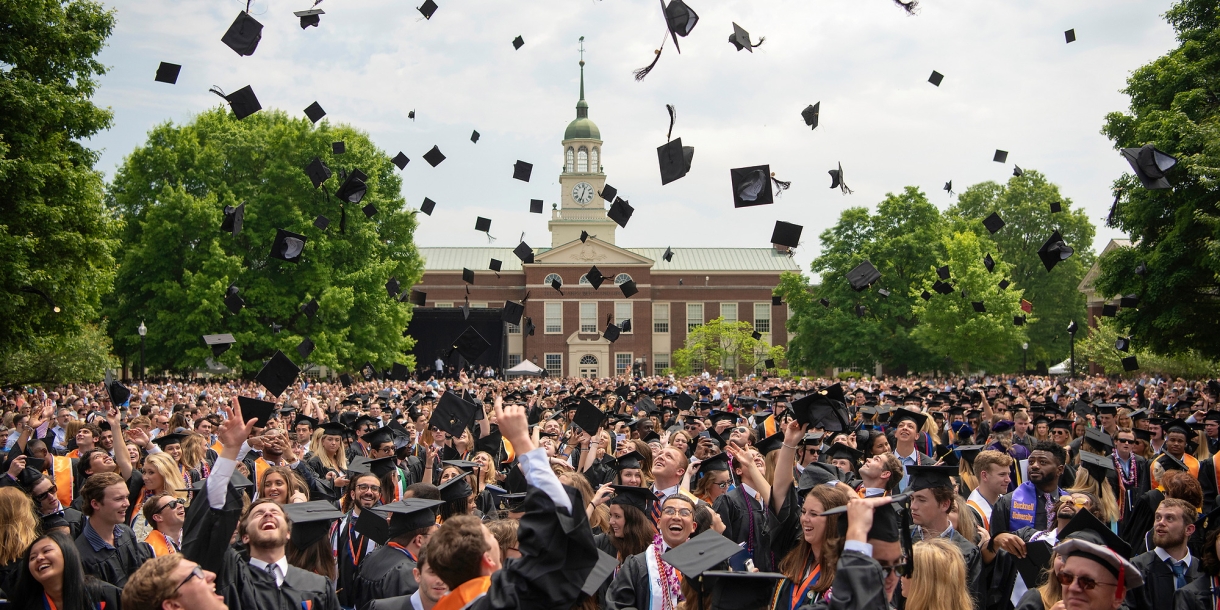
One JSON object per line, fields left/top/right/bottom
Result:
{"left": 550, "top": 43, "right": 618, "bottom": 247}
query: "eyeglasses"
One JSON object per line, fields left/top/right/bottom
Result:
{"left": 355, "top": 484, "right": 382, "bottom": 493}
{"left": 33, "top": 485, "right": 57, "bottom": 502}
{"left": 158, "top": 498, "right": 185, "bottom": 512}
{"left": 660, "top": 507, "right": 694, "bottom": 517}
{"left": 1115, "top": 438, "right": 1132, "bottom": 444}
{"left": 172, "top": 566, "right": 206, "bottom": 596}
{"left": 715, "top": 481, "right": 729, "bottom": 489}
{"left": 1056, "top": 571, "right": 1116, "bottom": 591}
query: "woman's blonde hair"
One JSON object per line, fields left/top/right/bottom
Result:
{"left": 312, "top": 427, "right": 348, "bottom": 473}
{"left": 1068, "top": 467, "right": 1120, "bottom": 524}
{"left": 179, "top": 433, "right": 207, "bottom": 470}
{"left": 144, "top": 453, "right": 188, "bottom": 502}
{"left": 559, "top": 471, "right": 609, "bottom": 533}
{"left": 260, "top": 465, "right": 308, "bottom": 503}
{"left": 951, "top": 495, "right": 979, "bottom": 545}
{"left": 0, "top": 488, "right": 39, "bottom": 564}
{"left": 472, "top": 452, "right": 497, "bottom": 485}
{"left": 905, "top": 538, "right": 974, "bottom": 610}
{"left": 1037, "top": 552, "right": 1064, "bottom": 609}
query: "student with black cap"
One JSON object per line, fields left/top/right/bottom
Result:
{"left": 366, "top": 428, "right": 415, "bottom": 502}
{"left": 363, "top": 544, "right": 451, "bottom": 610}
{"left": 713, "top": 443, "right": 778, "bottom": 570}
{"left": 810, "top": 495, "right": 913, "bottom": 609}
{"left": 354, "top": 498, "right": 444, "bottom": 607}
{"left": 904, "top": 465, "right": 983, "bottom": 609}
{"left": 1126, "top": 498, "right": 1201, "bottom": 610}
{"left": 990, "top": 441, "right": 1070, "bottom": 536}
{"left": 1152, "top": 420, "right": 1202, "bottom": 489}
{"left": 590, "top": 485, "right": 657, "bottom": 562}
{"left": 889, "top": 409, "right": 937, "bottom": 491}
{"left": 605, "top": 493, "right": 701, "bottom": 610}
{"left": 335, "top": 468, "right": 383, "bottom": 609}
{"left": 1112, "top": 428, "right": 1151, "bottom": 516}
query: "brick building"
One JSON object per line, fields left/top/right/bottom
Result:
{"left": 412, "top": 61, "right": 799, "bottom": 377}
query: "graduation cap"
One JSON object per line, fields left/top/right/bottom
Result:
{"left": 1037, "top": 231, "right": 1074, "bottom": 271}
{"left": 474, "top": 217, "right": 494, "bottom": 240}
{"left": 936, "top": 265, "right": 951, "bottom": 280}
{"left": 236, "top": 395, "right": 277, "bottom": 428}
{"left": 928, "top": 70, "right": 944, "bottom": 86}
{"left": 1115, "top": 336, "right": 1131, "bottom": 352}
{"left": 382, "top": 499, "right": 445, "bottom": 537}
{"left": 763, "top": 358, "right": 775, "bottom": 368}
{"left": 993, "top": 150, "right": 1009, "bottom": 163}
{"left": 904, "top": 465, "right": 957, "bottom": 491}
{"left": 210, "top": 85, "right": 261, "bottom": 120}
{"left": 1014, "top": 315, "right": 1027, "bottom": 326}
{"left": 1122, "top": 356, "right": 1139, "bottom": 372}
{"left": 1058, "top": 506, "right": 1132, "bottom": 559}
{"left": 751, "top": 330, "right": 763, "bottom": 340}
{"left": 1079, "top": 450, "right": 1115, "bottom": 484}
{"left": 603, "top": 322, "right": 621, "bottom": 343}
{"left": 828, "top": 162, "right": 852, "bottom": 195}
{"left": 155, "top": 62, "right": 181, "bottom": 84}
{"left": 470, "top": 130, "right": 481, "bottom": 144}
{"left": 1013, "top": 165, "right": 1024, "bottom": 177}
{"left": 529, "top": 199, "right": 544, "bottom": 214}
{"left": 585, "top": 266, "right": 606, "bottom": 290}
{"left": 846, "top": 261, "right": 881, "bottom": 291}
{"left": 983, "top": 253, "right": 996, "bottom": 273}
{"left": 1121, "top": 144, "right": 1177, "bottom": 190}
{"left": 1120, "top": 294, "right": 1139, "bottom": 307}
{"left": 606, "top": 485, "right": 655, "bottom": 517}
{"left": 657, "top": 138, "right": 694, "bottom": 185}
{"left": 283, "top": 501, "right": 344, "bottom": 547}
{"left": 582, "top": 551, "right": 619, "bottom": 597}
{"left": 613, "top": 451, "right": 645, "bottom": 472}
{"left": 304, "top": 157, "right": 331, "bottom": 189}
{"left": 417, "top": 0, "right": 438, "bottom": 19}
{"left": 790, "top": 387, "right": 850, "bottom": 431}
{"left": 662, "top": 530, "right": 742, "bottom": 579}
{"left": 608, "top": 198, "right": 634, "bottom": 228}
{"left": 334, "top": 168, "right": 367, "bottom": 204}
{"left": 203, "top": 334, "right": 236, "bottom": 357}
{"left": 439, "top": 474, "right": 473, "bottom": 503}
{"left": 522, "top": 316, "right": 535, "bottom": 336}
{"left": 572, "top": 398, "right": 605, "bottom": 433}
{"left": 728, "top": 22, "right": 763, "bottom": 51}
{"left": 1101, "top": 303, "right": 1118, "bottom": 317}
{"left": 452, "top": 326, "right": 490, "bottom": 362}
{"left": 509, "top": 35, "right": 525, "bottom": 50}
{"left": 255, "top": 351, "right": 299, "bottom": 398}
{"left": 620, "top": 280, "right": 639, "bottom": 298}
{"left": 338, "top": 373, "right": 354, "bottom": 388}
{"left": 221, "top": 12, "right": 263, "bottom": 56}
{"left": 972, "top": 301, "right": 986, "bottom": 313}
{"left": 705, "top": 572, "right": 786, "bottom": 610}
{"left": 353, "top": 507, "right": 391, "bottom": 546}
{"left": 151, "top": 432, "right": 187, "bottom": 450}
{"left": 983, "top": 212, "right": 1005, "bottom": 234}
{"left": 390, "top": 152, "right": 409, "bottom": 170}
{"left": 312, "top": 215, "right": 330, "bottom": 230}
{"left": 332, "top": 141, "right": 346, "bottom": 155}
{"left": 822, "top": 442, "right": 862, "bottom": 466}
{"left": 888, "top": 408, "right": 928, "bottom": 431}
{"left": 513, "top": 160, "right": 533, "bottom": 182}
{"left": 944, "top": 180, "right": 954, "bottom": 196}
{"left": 1065, "top": 28, "right": 1076, "bottom": 43}
{"left": 999, "top": 279, "right": 1010, "bottom": 290}
{"left": 731, "top": 165, "right": 773, "bottom": 207}
{"left": 270, "top": 229, "right": 307, "bottom": 263}
{"left": 1049, "top": 200, "right": 1063, "bottom": 214}
{"left": 294, "top": 7, "right": 324, "bottom": 29}
{"left": 419, "top": 145, "right": 446, "bottom": 167}
{"left": 431, "top": 392, "right": 477, "bottom": 437}
{"left": 801, "top": 102, "right": 820, "bottom": 129}
{"left": 385, "top": 277, "right": 402, "bottom": 299}
{"left": 771, "top": 221, "right": 802, "bottom": 249}
{"left": 955, "top": 445, "right": 985, "bottom": 468}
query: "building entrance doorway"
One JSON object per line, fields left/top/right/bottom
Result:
{"left": 579, "top": 354, "right": 599, "bottom": 378}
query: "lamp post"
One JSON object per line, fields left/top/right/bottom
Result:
{"left": 138, "top": 320, "right": 147, "bottom": 382}
{"left": 1022, "top": 342, "right": 1029, "bottom": 375}
{"left": 1067, "top": 320, "right": 1079, "bottom": 379}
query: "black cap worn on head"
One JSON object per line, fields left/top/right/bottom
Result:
{"left": 1058, "top": 505, "right": 1131, "bottom": 559}
{"left": 418, "top": 0, "right": 438, "bottom": 19}
{"left": 888, "top": 408, "right": 928, "bottom": 431}
{"left": 731, "top": 165, "right": 773, "bottom": 207}
{"left": 928, "top": 70, "right": 944, "bottom": 86}
{"left": 380, "top": 498, "right": 444, "bottom": 537}
{"left": 662, "top": 530, "right": 742, "bottom": 579}
{"left": 904, "top": 465, "right": 957, "bottom": 491}
{"left": 614, "top": 451, "right": 645, "bottom": 471}
{"left": 1121, "top": 144, "right": 1178, "bottom": 190}
{"left": 658, "top": 138, "right": 695, "bottom": 185}
{"left": 452, "top": 326, "right": 490, "bottom": 362}
{"left": 513, "top": 160, "right": 533, "bottom": 182}
{"left": 294, "top": 8, "right": 324, "bottom": 29}
{"left": 822, "top": 493, "right": 909, "bottom": 543}
{"left": 296, "top": 337, "right": 315, "bottom": 361}
{"left": 439, "top": 474, "right": 473, "bottom": 503}
{"left": 530, "top": 199, "right": 544, "bottom": 214}
{"left": 1079, "top": 450, "right": 1115, "bottom": 482}
{"left": 823, "top": 442, "right": 863, "bottom": 465}
{"left": 431, "top": 392, "right": 476, "bottom": 437}
{"left": 155, "top": 62, "right": 181, "bottom": 84}
{"left": 846, "top": 260, "right": 881, "bottom": 292}
{"left": 293, "top": 414, "right": 319, "bottom": 430}
{"left": 255, "top": 351, "right": 300, "bottom": 397}
{"left": 620, "top": 280, "right": 639, "bottom": 298}
{"left": 771, "top": 221, "right": 803, "bottom": 249}
{"left": 1037, "top": 231, "right": 1074, "bottom": 271}
{"left": 285, "top": 501, "right": 344, "bottom": 548}
{"left": 237, "top": 395, "right": 277, "bottom": 428}
{"left": 607, "top": 485, "right": 654, "bottom": 514}
{"left": 366, "top": 455, "right": 399, "bottom": 479}
{"left": 221, "top": 12, "right": 263, "bottom": 56}
{"left": 270, "top": 229, "right": 307, "bottom": 263}
{"left": 151, "top": 433, "right": 187, "bottom": 450}
{"left": 203, "top": 334, "right": 236, "bottom": 357}
{"left": 983, "top": 212, "right": 1005, "bottom": 234}
{"left": 699, "top": 451, "right": 729, "bottom": 473}
{"left": 802, "top": 102, "right": 820, "bottom": 129}
{"left": 706, "top": 571, "right": 785, "bottom": 610}
{"left": 608, "top": 198, "right": 634, "bottom": 228}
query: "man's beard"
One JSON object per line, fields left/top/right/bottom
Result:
{"left": 1152, "top": 530, "right": 1185, "bottom": 549}
{"left": 247, "top": 526, "right": 288, "bottom": 549}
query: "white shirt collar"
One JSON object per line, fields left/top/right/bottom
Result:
{"left": 1155, "top": 546, "right": 1193, "bottom": 566}
{"left": 249, "top": 556, "right": 290, "bottom": 587}
{"left": 410, "top": 590, "right": 426, "bottom": 610}
{"left": 742, "top": 483, "right": 761, "bottom": 500}
{"left": 653, "top": 483, "right": 679, "bottom": 498}
{"left": 895, "top": 447, "right": 918, "bottom": 462}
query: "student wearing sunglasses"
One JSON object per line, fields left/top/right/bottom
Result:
{"left": 143, "top": 492, "right": 187, "bottom": 557}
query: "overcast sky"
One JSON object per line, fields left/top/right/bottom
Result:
{"left": 86, "top": 0, "right": 1179, "bottom": 279}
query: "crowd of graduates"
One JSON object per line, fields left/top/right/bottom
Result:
{"left": 0, "top": 371, "right": 1218, "bottom": 610}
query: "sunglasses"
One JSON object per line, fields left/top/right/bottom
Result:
{"left": 158, "top": 498, "right": 186, "bottom": 512}
{"left": 1056, "top": 571, "right": 1117, "bottom": 591}
{"left": 33, "top": 485, "right": 58, "bottom": 502}
{"left": 1115, "top": 438, "right": 1132, "bottom": 444}
{"left": 878, "top": 559, "right": 910, "bottom": 578}
{"left": 1056, "top": 494, "right": 1092, "bottom": 509}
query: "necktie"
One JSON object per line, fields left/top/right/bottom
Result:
{"left": 265, "top": 562, "right": 282, "bottom": 587}
{"left": 1168, "top": 558, "right": 1187, "bottom": 589}
{"left": 652, "top": 489, "right": 665, "bottom": 523}
{"left": 1042, "top": 493, "right": 1054, "bottom": 528}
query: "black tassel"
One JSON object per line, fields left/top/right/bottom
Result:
{"left": 666, "top": 104, "right": 676, "bottom": 141}
{"left": 752, "top": 37, "right": 765, "bottom": 48}
{"left": 339, "top": 203, "right": 347, "bottom": 234}
{"left": 208, "top": 86, "right": 228, "bottom": 101}
{"left": 770, "top": 173, "right": 792, "bottom": 194}
{"left": 521, "top": 290, "right": 531, "bottom": 304}
{"left": 634, "top": 46, "right": 663, "bottom": 81}
{"left": 892, "top": 0, "right": 918, "bottom": 14}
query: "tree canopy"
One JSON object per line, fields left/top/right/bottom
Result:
{"left": 0, "top": 0, "right": 120, "bottom": 373}
{"left": 672, "top": 317, "right": 784, "bottom": 376}
{"left": 1095, "top": 0, "right": 1220, "bottom": 359}
{"left": 104, "top": 108, "right": 424, "bottom": 375}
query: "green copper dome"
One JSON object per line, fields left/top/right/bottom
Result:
{"left": 564, "top": 60, "right": 600, "bottom": 141}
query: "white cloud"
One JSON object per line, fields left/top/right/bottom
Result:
{"left": 87, "top": 0, "right": 1179, "bottom": 279}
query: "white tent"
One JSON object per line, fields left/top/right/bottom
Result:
{"left": 505, "top": 359, "right": 545, "bottom": 376}
{"left": 1048, "top": 359, "right": 1073, "bottom": 375}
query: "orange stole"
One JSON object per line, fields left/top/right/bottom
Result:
{"left": 434, "top": 576, "right": 491, "bottom": 610}
{"left": 254, "top": 458, "right": 272, "bottom": 491}
{"left": 144, "top": 530, "right": 176, "bottom": 557}
{"left": 51, "top": 456, "right": 73, "bottom": 508}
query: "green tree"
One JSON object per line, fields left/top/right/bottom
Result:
{"left": 948, "top": 170, "right": 1095, "bottom": 370}
{"left": 104, "top": 108, "right": 423, "bottom": 375}
{"left": 0, "top": 323, "right": 118, "bottom": 386}
{"left": 672, "top": 318, "right": 774, "bottom": 376}
{"left": 1079, "top": 316, "right": 1220, "bottom": 377}
{"left": 1094, "top": 0, "right": 1220, "bottom": 359}
{"left": 0, "top": 0, "right": 120, "bottom": 364}
{"left": 911, "top": 231, "right": 1029, "bottom": 371}
{"left": 777, "top": 187, "right": 945, "bottom": 373}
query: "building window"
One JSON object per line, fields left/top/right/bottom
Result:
{"left": 577, "top": 147, "right": 588, "bottom": 172}
{"left": 721, "top": 303, "right": 738, "bottom": 324}
{"left": 579, "top": 274, "right": 590, "bottom": 285}
{"left": 616, "top": 353, "right": 632, "bottom": 375}
{"left": 435, "top": 303, "right": 453, "bottom": 308}
{"left": 566, "top": 148, "right": 574, "bottom": 172}
{"left": 545, "top": 354, "right": 563, "bottom": 377}
{"left": 591, "top": 147, "right": 599, "bottom": 172}
{"left": 470, "top": 302, "right": 487, "bottom": 309}
{"left": 580, "top": 302, "right": 598, "bottom": 333}
{"left": 507, "top": 354, "right": 521, "bottom": 367}
{"left": 615, "top": 302, "right": 632, "bottom": 332}
{"left": 654, "top": 353, "right": 670, "bottom": 375}
{"left": 754, "top": 302, "right": 771, "bottom": 334}
{"left": 543, "top": 273, "right": 563, "bottom": 288}
{"left": 507, "top": 321, "right": 520, "bottom": 334}
{"left": 580, "top": 354, "right": 598, "bottom": 365}
{"left": 687, "top": 303, "right": 703, "bottom": 332}
{"left": 614, "top": 273, "right": 632, "bottom": 286}
{"left": 545, "top": 302, "right": 563, "bottom": 334}
{"left": 654, "top": 303, "right": 669, "bottom": 333}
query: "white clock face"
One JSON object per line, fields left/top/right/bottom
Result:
{"left": 572, "top": 182, "right": 595, "bottom": 206}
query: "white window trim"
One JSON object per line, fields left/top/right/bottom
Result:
{"left": 721, "top": 302, "right": 738, "bottom": 324}
{"left": 753, "top": 302, "right": 771, "bottom": 334}
{"left": 654, "top": 353, "right": 670, "bottom": 375}
{"left": 615, "top": 301, "right": 633, "bottom": 334}
{"left": 615, "top": 352, "right": 633, "bottom": 375}
{"left": 580, "top": 301, "right": 598, "bottom": 334}
{"left": 654, "top": 302, "right": 670, "bottom": 334}
{"left": 545, "top": 353, "right": 563, "bottom": 376}
{"left": 687, "top": 302, "right": 704, "bottom": 332}
{"left": 545, "top": 301, "right": 563, "bottom": 334}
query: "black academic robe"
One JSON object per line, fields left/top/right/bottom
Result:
{"left": 797, "top": 550, "right": 890, "bottom": 610}
{"left": 9, "top": 579, "right": 123, "bottom": 610}
{"left": 583, "top": 455, "right": 617, "bottom": 488}
{"left": 1012, "top": 588, "right": 1046, "bottom": 610}
{"left": 1198, "top": 458, "right": 1220, "bottom": 516}
{"left": 365, "top": 594, "right": 416, "bottom": 610}
{"left": 713, "top": 485, "right": 778, "bottom": 571}
{"left": 910, "top": 527, "right": 983, "bottom": 610}
{"left": 984, "top": 526, "right": 1048, "bottom": 610}
{"left": 1127, "top": 550, "right": 1203, "bottom": 610}
{"left": 1173, "top": 573, "right": 1214, "bottom": 610}
{"left": 604, "top": 552, "right": 652, "bottom": 610}
{"left": 337, "top": 511, "right": 379, "bottom": 607}
{"left": 73, "top": 523, "right": 154, "bottom": 588}
{"left": 180, "top": 476, "right": 340, "bottom": 610}
{"left": 354, "top": 544, "right": 419, "bottom": 608}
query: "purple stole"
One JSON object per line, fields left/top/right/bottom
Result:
{"left": 1009, "top": 482, "right": 1065, "bottom": 530}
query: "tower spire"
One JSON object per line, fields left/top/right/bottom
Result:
{"left": 576, "top": 36, "right": 588, "bottom": 118}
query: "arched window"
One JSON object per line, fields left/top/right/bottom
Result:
{"left": 565, "top": 148, "right": 575, "bottom": 173}
{"left": 580, "top": 354, "right": 598, "bottom": 365}
{"left": 614, "top": 273, "right": 632, "bottom": 286}
{"left": 544, "top": 273, "right": 563, "bottom": 287}
{"left": 590, "top": 148, "right": 599, "bottom": 173}
{"left": 577, "top": 147, "right": 588, "bottom": 173}
{"left": 579, "top": 274, "right": 590, "bottom": 285}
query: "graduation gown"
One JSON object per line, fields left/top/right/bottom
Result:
{"left": 1127, "top": 551, "right": 1203, "bottom": 610}
{"left": 355, "top": 544, "right": 420, "bottom": 608}
{"left": 336, "top": 510, "right": 379, "bottom": 607}
{"left": 1012, "top": 588, "right": 1046, "bottom": 610}
{"left": 366, "top": 594, "right": 417, "bottom": 610}
{"left": 605, "top": 552, "right": 652, "bottom": 610}
{"left": 1197, "top": 457, "right": 1220, "bottom": 516}
{"left": 180, "top": 474, "right": 340, "bottom": 610}
{"left": 73, "top": 523, "right": 154, "bottom": 588}
{"left": 713, "top": 485, "right": 778, "bottom": 571}
{"left": 1123, "top": 489, "right": 1163, "bottom": 554}
{"left": 1173, "top": 574, "right": 1214, "bottom": 610}
{"left": 797, "top": 550, "right": 890, "bottom": 610}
